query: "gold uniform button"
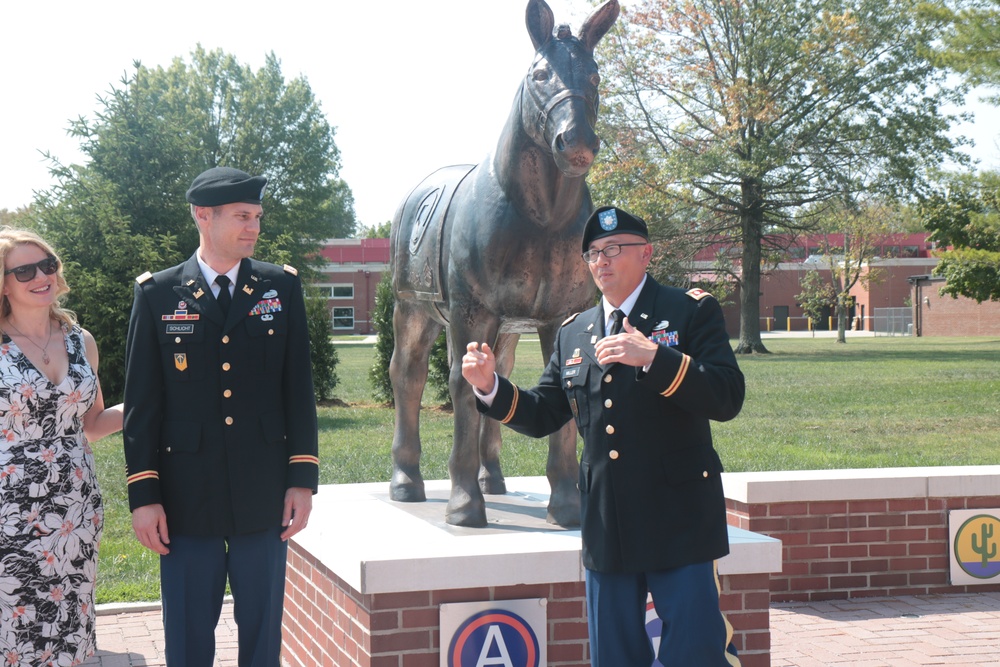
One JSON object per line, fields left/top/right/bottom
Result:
{"left": 566, "top": 380, "right": 572, "bottom": 388}
{"left": 174, "top": 337, "right": 182, "bottom": 344}
{"left": 166, "top": 447, "right": 172, "bottom": 453}
{"left": 223, "top": 389, "right": 232, "bottom": 398}
{"left": 268, "top": 329, "right": 274, "bottom": 335}
{"left": 604, "top": 399, "right": 613, "bottom": 408}
{"left": 609, "top": 450, "right": 620, "bottom": 460}
{"left": 703, "top": 471, "right": 709, "bottom": 478}
{"left": 222, "top": 335, "right": 230, "bottom": 344}
{"left": 225, "top": 417, "right": 234, "bottom": 425}
{"left": 222, "top": 362, "right": 231, "bottom": 371}
{"left": 606, "top": 425, "right": 615, "bottom": 435}
{"left": 604, "top": 375, "right": 612, "bottom": 383}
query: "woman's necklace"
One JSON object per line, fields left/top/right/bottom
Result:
{"left": 5, "top": 319, "right": 55, "bottom": 365}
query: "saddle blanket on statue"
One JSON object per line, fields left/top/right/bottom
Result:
{"left": 392, "top": 164, "right": 475, "bottom": 303}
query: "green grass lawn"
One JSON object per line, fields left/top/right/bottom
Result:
{"left": 92, "top": 335, "right": 1000, "bottom": 602}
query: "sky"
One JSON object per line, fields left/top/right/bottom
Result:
{"left": 3, "top": 0, "right": 998, "bottom": 232}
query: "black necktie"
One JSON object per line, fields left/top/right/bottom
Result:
{"left": 215, "top": 275, "right": 232, "bottom": 317}
{"left": 609, "top": 309, "right": 624, "bottom": 336}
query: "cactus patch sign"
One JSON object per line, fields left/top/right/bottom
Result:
{"left": 949, "top": 509, "right": 1000, "bottom": 584}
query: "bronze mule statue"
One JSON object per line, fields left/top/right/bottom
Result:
{"left": 389, "top": 0, "right": 619, "bottom": 527}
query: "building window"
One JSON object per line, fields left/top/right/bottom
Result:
{"left": 332, "top": 285, "right": 354, "bottom": 299}
{"left": 332, "top": 307, "right": 355, "bottom": 330}
{"left": 900, "top": 245, "right": 919, "bottom": 258}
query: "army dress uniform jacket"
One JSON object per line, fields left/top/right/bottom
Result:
{"left": 123, "top": 254, "right": 319, "bottom": 537}
{"left": 478, "top": 275, "right": 744, "bottom": 573}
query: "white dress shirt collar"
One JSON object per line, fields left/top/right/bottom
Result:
{"left": 602, "top": 274, "right": 647, "bottom": 335}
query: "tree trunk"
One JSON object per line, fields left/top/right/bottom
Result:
{"left": 735, "top": 178, "right": 770, "bottom": 354}
{"left": 836, "top": 304, "right": 848, "bottom": 343}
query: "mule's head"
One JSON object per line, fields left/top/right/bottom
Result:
{"left": 521, "top": 0, "right": 619, "bottom": 178}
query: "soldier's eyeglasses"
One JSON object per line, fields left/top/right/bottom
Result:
{"left": 4, "top": 257, "right": 60, "bottom": 282}
{"left": 582, "top": 243, "right": 646, "bottom": 264}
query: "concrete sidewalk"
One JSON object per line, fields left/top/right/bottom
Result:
{"left": 85, "top": 592, "right": 1000, "bottom": 666}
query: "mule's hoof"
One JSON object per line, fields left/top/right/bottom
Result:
{"left": 546, "top": 490, "right": 582, "bottom": 527}
{"left": 389, "top": 470, "right": 426, "bottom": 503}
{"left": 445, "top": 487, "right": 488, "bottom": 528}
{"left": 479, "top": 468, "right": 507, "bottom": 496}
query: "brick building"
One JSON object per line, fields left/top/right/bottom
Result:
{"left": 703, "top": 233, "right": 940, "bottom": 336}
{"left": 316, "top": 238, "right": 389, "bottom": 335}
{"left": 314, "top": 233, "right": 1000, "bottom": 338}
{"left": 909, "top": 275, "right": 1000, "bottom": 337}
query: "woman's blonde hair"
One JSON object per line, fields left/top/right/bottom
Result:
{"left": 0, "top": 227, "right": 76, "bottom": 327}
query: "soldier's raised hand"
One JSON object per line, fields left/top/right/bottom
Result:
{"left": 462, "top": 342, "right": 497, "bottom": 394}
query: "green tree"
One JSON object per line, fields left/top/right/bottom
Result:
{"left": 919, "top": 171, "right": 1000, "bottom": 302}
{"left": 923, "top": 0, "right": 1000, "bottom": 101}
{"left": 369, "top": 271, "right": 395, "bottom": 404}
{"left": 807, "top": 199, "right": 898, "bottom": 341}
{"left": 305, "top": 288, "right": 340, "bottom": 401}
{"left": 594, "top": 0, "right": 968, "bottom": 353}
{"left": 30, "top": 46, "right": 355, "bottom": 401}
{"left": 362, "top": 220, "right": 393, "bottom": 239}
{"left": 795, "top": 269, "right": 836, "bottom": 335}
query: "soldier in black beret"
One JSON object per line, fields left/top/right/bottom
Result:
{"left": 124, "top": 166, "right": 319, "bottom": 667}
{"left": 185, "top": 166, "right": 268, "bottom": 207}
{"left": 463, "top": 205, "right": 745, "bottom": 666}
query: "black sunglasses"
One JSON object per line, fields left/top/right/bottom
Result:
{"left": 4, "top": 256, "right": 60, "bottom": 283}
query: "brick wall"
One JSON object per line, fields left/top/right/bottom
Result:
{"left": 911, "top": 276, "right": 1000, "bottom": 337}
{"left": 727, "top": 487, "right": 1000, "bottom": 603}
{"left": 283, "top": 541, "right": 773, "bottom": 667}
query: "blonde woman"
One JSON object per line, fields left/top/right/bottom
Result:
{"left": 0, "top": 227, "right": 122, "bottom": 665}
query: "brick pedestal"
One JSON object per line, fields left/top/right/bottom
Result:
{"left": 282, "top": 478, "right": 781, "bottom": 667}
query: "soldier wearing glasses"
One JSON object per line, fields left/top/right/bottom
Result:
{"left": 462, "top": 206, "right": 745, "bottom": 666}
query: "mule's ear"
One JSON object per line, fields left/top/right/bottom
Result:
{"left": 526, "top": 0, "right": 556, "bottom": 51}
{"left": 579, "top": 0, "right": 620, "bottom": 53}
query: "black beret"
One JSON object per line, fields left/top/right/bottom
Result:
{"left": 186, "top": 167, "right": 267, "bottom": 207}
{"left": 582, "top": 206, "right": 649, "bottom": 251}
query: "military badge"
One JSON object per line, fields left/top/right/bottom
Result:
{"left": 598, "top": 208, "right": 619, "bottom": 231}
{"left": 686, "top": 288, "right": 711, "bottom": 301}
{"left": 249, "top": 297, "right": 282, "bottom": 317}
{"left": 174, "top": 353, "right": 188, "bottom": 371}
{"left": 649, "top": 330, "right": 680, "bottom": 347}
{"left": 162, "top": 303, "right": 200, "bottom": 321}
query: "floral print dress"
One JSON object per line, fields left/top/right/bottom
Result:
{"left": 0, "top": 325, "right": 102, "bottom": 666}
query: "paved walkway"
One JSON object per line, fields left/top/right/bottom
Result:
{"left": 86, "top": 593, "right": 1000, "bottom": 666}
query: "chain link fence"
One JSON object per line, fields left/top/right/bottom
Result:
{"left": 873, "top": 307, "right": 912, "bottom": 336}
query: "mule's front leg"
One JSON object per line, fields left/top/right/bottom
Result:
{"left": 447, "top": 376, "right": 488, "bottom": 526}
{"left": 478, "top": 333, "right": 518, "bottom": 496}
{"left": 546, "top": 424, "right": 581, "bottom": 526}
{"left": 538, "top": 322, "right": 582, "bottom": 526}
{"left": 389, "top": 302, "right": 440, "bottom": 503}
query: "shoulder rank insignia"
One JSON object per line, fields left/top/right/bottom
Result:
{"left": 686, "top": 288, "right": 712, "bottom": 301}
{"left": 560, "top": 312, "right": 580, "bottom": 327}
{"left": 283, "top": 264, "right": 298, "bottom": 276}
{"left": 136, "top": 271, "right": 153, "bottom": 284}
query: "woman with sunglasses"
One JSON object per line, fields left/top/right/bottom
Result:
{"left": 0, "top": 227, "right": 122, "bottom": 665}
